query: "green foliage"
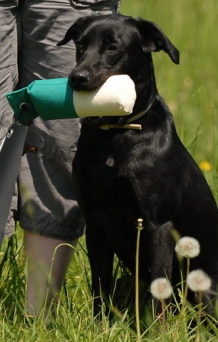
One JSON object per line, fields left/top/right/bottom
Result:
{"left": 121, "top": 0, "right": 218, "bottom": 200}
{"left": 1, "top": 0, "right": 218, "bottom": 340}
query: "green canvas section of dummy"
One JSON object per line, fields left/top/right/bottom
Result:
{"left": 6, "top": 87, "right": 38, "bottom": 124}
{"left": 6, "top": 78, "right": 78, "bottom": 124}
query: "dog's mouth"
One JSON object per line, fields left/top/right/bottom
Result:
{"left": 71, "top": 83, "right": 99, "bottom": 92}
{"left": 84, "top": 115, "right": 118, "bottom": 128}
{"left": 69, "top": 74, "right": 125, "bottom": 127}
{"left": 69, "top": 72, "right": 137, "bottom": 128}
{"left": 85, "top": 116, "right": 102, "bottom": 125}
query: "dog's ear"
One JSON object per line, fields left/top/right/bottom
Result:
{"left": 135, "top": 18, "right": 180, "bottom": 64}
{"left": 57, "top": 16, "right": 89, "bottom": 46}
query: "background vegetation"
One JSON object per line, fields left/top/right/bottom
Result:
{"left": 0, "top": 0, "right": 218, "bottom": 340}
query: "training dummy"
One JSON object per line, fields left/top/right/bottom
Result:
{"left": 6, "top": 75, "right": 136, "bottom": 124}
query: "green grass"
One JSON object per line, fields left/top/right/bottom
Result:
{"left": 121, "top": 0, "right": 218, "bottom": 199}
{"left": 1, "top": 0, "right": 218, "bottom": 340}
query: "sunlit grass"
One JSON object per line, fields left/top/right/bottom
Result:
{"left": 121, "top": 0, "right": 218, "bottom": 199}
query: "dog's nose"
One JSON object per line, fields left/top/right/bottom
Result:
{"left": 69, "top": 70, "right": 90, "bottom": 90}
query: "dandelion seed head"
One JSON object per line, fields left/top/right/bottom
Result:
{"left": 187, "top": 269, "right": 212, "bottom": 292}
{"left": 150, "top": 278, "right": 173, "bottom": 300}
{"left": 175, "top": 236, "right": 200, "bottom": 258}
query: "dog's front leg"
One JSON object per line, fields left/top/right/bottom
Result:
{"left": 86, "top": 225, "right": 114, "bottom": 318}
{"left": 149, "top": 221, "right": 174, "bottom": 314}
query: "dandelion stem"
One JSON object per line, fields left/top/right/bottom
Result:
{"left": 135, "top": 218, "right": 143, "bottom": 342}
{"left": 161, "top": 300, "right": 166, "bottom": 330}
{"left": 173, "top": 257, "right": 190, "bottom": 341}
{"left": 184, "top": 257, "right": 190, "bottom": 301}
{"left": 195, "top": 291, "right": 203, "bottom": 342}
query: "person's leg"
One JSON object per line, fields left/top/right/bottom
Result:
{"left": 0, "top": 1, "right": 19, "bottom": 238}
{"left": 24, "top": 231, "right": 77, "bottom": 317}
{"left": 19, "top": 148, "right": 84, "bottom": 317}
{"left": 18, "top": 0, "right": 120, "bottom": 318}
{"left": 17, "top": 0, "right": 84, "bottom": 317}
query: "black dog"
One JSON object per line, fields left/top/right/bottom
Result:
{"left": 58, "top": 14, "right": 218, "bottom": 316}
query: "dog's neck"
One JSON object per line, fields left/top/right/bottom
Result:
{"left": 135, "top": 58, "right": 157, "bottom": 112}
{"left": 118, "top": 59, "right": 158, "bottom": 127}
{"left": 100, "top": 93, "right": 157, "bottom": 131}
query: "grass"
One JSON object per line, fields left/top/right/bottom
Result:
{"left": 1, "top": 0, "right": 218, "bottom": 340}
{"left": 121, "top": 0, "right": 218, "bottom": 200}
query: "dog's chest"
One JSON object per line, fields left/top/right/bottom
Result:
{"left": 75, "top": 127, "right": 140, "bottom": 200}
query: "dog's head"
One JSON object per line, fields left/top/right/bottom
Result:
{"left": 57, "top": 14, "right": 179, "bottom": 116}
{"left": 58, "top": 14, "right": 179, "bottom": 88}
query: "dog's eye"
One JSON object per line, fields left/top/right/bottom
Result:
{"left": 107, "top": 44, "right": 117, "bottom": 51}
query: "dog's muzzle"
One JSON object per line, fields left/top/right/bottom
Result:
{"left": 84, "top": 116, "right": 110, "bottom": 128}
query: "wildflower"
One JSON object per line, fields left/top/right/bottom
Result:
{"left": 150, "top": 278, "right": 172, "bottom": 300}
{"left": 175, "top": 236, "right": 200, "bottom": 258}
{"left": 187, "top": 269, "right": 212, "bottom": 292}
{"left": 199, "top": 161, "right": 212, "bottom": 172}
